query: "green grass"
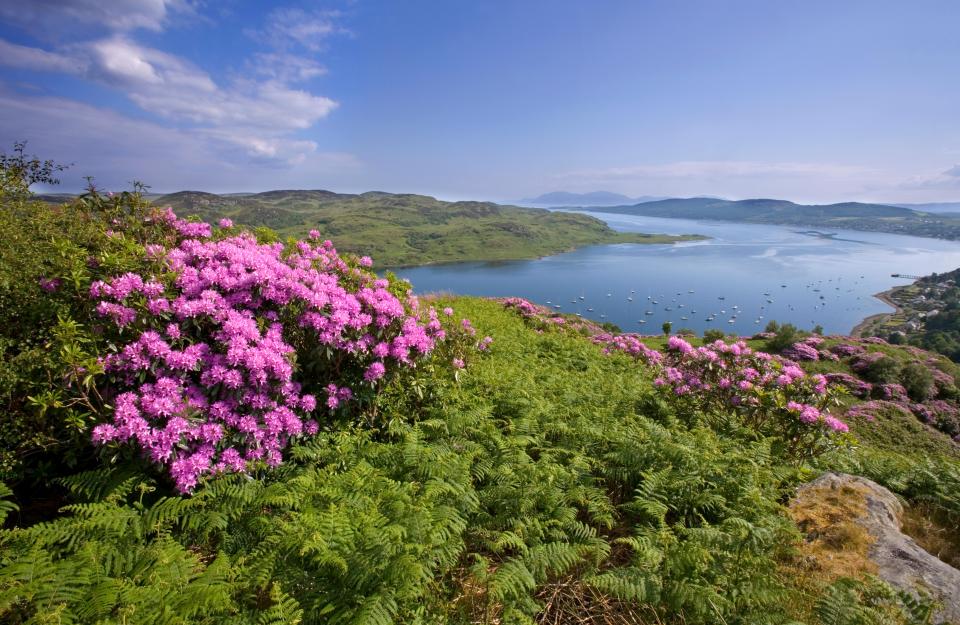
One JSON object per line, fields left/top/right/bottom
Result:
{"left": 152, "top": 190, "right": 704, "bottom": 266}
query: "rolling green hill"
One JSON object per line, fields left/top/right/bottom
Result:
{"left": 589, "top": 197, "right": 960, "bottom": 239}
{"left": 152, "top": 190, "right": 703, "bottom": 266}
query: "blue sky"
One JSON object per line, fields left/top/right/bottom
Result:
{"left": 1, "top": 0, "right": 959, "bottom": 203}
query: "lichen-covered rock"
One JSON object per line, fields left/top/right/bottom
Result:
{"left": 797, "top": 472, "right": 960, "bottom": 623}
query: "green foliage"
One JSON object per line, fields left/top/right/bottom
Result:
{"left": 0, "top": 141, "right": 69, "bottom": 200}
{"left": 702, "top": 328, "right": 725, "bottom": 343}
{"left": 900, "top": 362, "right": 935, "bottom": 401}
{"left": 765, "top": 322, "right": 805, "bottom": 353}
{"left": 813, "top": 578, "right": 937, "bottom": 625}
{"left": 0, "top": 173, "right": 164, "bottom": 485}
{"left": 861, "top": 355, "right": 903, "bottom": 385}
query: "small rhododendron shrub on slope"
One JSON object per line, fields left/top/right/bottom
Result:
{"left": 90, "top": 209, "right": 461, "bottom": 492}
{"left": 596, "top": 333, "right": 848, "bottom": 460}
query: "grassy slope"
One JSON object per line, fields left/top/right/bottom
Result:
{"left": 588, "top": 197, "right": 960, "bottom": 240}
{"left": 152, "top": 190, "right": 703, "bottom": 266}
{"left": 431, "top": 298, "right": 960, "bottom": 622}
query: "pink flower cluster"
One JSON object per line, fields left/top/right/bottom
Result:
{"left": 782, "top": 338, "right": 822, "bottom": 362}
{"left": 501, "top": 297, "right": 608, "bottom": 335}
{"left": 913, "top": 400, "right": 960, "bottom": 438}
{"left": 829, "top": 343, "right": 865, "bottom": 357}
{"left": 877, "top": 383, "right": 908, "bottom": 401}
{"left": 39, "top": 277, "right": 62, "bottom": 293}
{"left": 90, "top": 211, "right": 451, "bottom": 492}
{"left": 824, "top": 372, "right": 873, "bottom": 399}
{"left": 845, "top": 400, "right": 911, "bottom": 423}
{"left": 851, "top": 351, "right": 888, "bottom": 373}
{"left": 597, "top": 334, "right": 847, "bottom": 439}
{"left": 593, "top": 333, "right": 663, "bottom": 364}
{"left": 929, "top": 366, "right": 957, "bottom": 394}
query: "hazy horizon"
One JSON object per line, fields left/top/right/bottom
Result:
{"left": 2, "top": 1, "right": 960, "bottom": 204}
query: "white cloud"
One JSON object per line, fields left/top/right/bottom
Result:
{"left": 0, "top": 36, "right": 337, "bottom": 164}
{"left": 0, "top": 0, "right": 198, "bottom": 36}
{"left": 551, "top": 160, "right": 897, "bottom": 203}
{"left": 561, "top": 160, "right": 877, "bottom": 182}
{"left": 899, "top": 165, "right": 960, "bottom": 190}
{"left": 248, "top": 8, "right": 348, "bottom": 52}
{"left": 0, "top": 39, "right": 87, "bottom": 74}
{"left": 551, "top": 160, "right": 960, "bottom": 203}
{"left": 247, "top": 52, "right": 327, "bottom": 83}
{"left": 0, "top": 1, "right": 346, "bottom": 167}
{"left": 0, "top": 90, "right": 359, "bottom": 192}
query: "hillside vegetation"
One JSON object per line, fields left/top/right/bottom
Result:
{"left": 150, "top": 190, "right": 702, "bottom": 266}
{"left": 588, "top": 197, "right": 960, "bottom": 240}
{"left": 2, "top": 161, "right": 960, "bottom": 624}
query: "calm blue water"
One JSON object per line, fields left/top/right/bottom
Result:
{"left": 395, "top": 212, "right": 960, "bottom": 335}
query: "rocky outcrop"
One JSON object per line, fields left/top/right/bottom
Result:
{"left": 797, "top": 472, "right": 960, "bottom": 623}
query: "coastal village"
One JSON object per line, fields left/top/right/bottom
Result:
{"left": 856, "top": 270, "right": 960, "bottom": 339}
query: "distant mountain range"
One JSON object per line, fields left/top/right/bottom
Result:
{"left": 586, "top": 197, "right": 960, "bottom": 240}
{"left": 517, "top": 191, "right": 668, "bottom": 206}
{"left": 891, "top": 202, "right": 960, "bottom": 214}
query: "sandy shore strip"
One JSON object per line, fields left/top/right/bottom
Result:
{"left": 850, "top": 288, "right": 902, "bottom": 337}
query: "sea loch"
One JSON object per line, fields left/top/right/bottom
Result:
{"left": 397, "top": 211, "right": 960, "bottom": 336}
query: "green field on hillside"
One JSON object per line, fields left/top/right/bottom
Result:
{"left": 151, "top": 190, "right": 703, "bottom": 266}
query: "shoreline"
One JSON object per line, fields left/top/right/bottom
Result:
{"left": 849, "top": 288, "right": 903, "bottom": 337}
{"left": 382, "top": 233, "right": 707, "bottom": 270}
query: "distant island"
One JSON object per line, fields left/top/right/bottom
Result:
{"left": 585, "top": 197, "right": 960, "bottom": 240}
{"left": 147, "top": 190, "right": 704, "bottom": 267}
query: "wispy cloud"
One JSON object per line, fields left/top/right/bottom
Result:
{"left": 0, "top": 0, "right": 200, "bottom": 37}
{"left": 240, "top": 7, "right": 351, "bottom": 88}
{"left": 0, "top": 39, "right": 86, "bottom": 74}
{"left": 553, "top": 160, "right": 960, "bottom": 203}
{"left": 0, "top": 90, "right": 359, "bottom": 192}
{"left": 899, "top": 164, "right": 960, "bottom": 190}
{"left": 561, "top": 160, "right": 878, "bottom": 182}
{"left": 551, "top": 160, "right": 899, "bottom": 203}
{"left": 0, "top": 2, "right": 347, "bottom": 169}
{"left": 246, "top": 8, "right": 350, "bottom": 52}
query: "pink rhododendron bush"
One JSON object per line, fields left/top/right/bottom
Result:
{"left": 90, "top": 208, "right": 473, "bottom": 492}
{"left": 594, "top": 332, "right": 848, "bottom": 460}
